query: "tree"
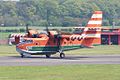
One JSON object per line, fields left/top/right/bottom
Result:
{"left": 0, "top": 0, "right": 120, "bottom": 26}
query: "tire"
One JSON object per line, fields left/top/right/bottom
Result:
{"left": 46, "top": 54, "right": 51, "bottom": 58}
{"left": 60, "top": 53, "right": 65, "bottom": 58}
{"left": 21, "top": 54, "right": 24, "bottom": 58}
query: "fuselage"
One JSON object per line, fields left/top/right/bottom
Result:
{"left": 16, "top": 30, "right": 101, "bottom": 56}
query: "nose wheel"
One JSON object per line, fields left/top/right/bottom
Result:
{"left": 46, "top": 54, "right": 51, "bottom": 58}
{"left": 20, "top": 53, "right": 31, "bottom": 58}
{"left": 21, "top": 54, "right": 24, "bottom": 58}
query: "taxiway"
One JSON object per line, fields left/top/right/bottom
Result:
{"left": 0, "top": 55, "right": 120, "bottom": 66}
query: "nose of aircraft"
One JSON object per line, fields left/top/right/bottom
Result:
{"left": 16, "top": 43, "right": 25, "bottom": 50}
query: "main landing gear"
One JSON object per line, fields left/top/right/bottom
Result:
{"left": 59, "top": 50, "right": 65, "bottom": 58}
{"left": 45, "top": 53, "right": 65, "bottom": 58}
{"left": 60, "top": 53, "right": 65, "bottom": 58}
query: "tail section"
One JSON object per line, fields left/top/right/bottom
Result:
{"left": 82, "top": 11, "right": 103, "bottom": 47}
{"left": 87, "top": 11, "right": 102, "bottom": 27}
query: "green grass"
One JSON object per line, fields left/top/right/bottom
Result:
{"left": 0, "top": 45, "right": 18, "bottom": 56}
{"left": 0, "top": 32, "right": 11, "bottom": 40}
{"left": 0, "top": 65, "right": 120, "bottom": 80}
{"left": 0, "top": 45, "right": 120, "bottom": 56}
{"left": 66, "top": 45, "right": 120, "bottom": 55}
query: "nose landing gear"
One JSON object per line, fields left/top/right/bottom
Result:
{"left": 46, "top": 54, "right": 51, "bottom": 58}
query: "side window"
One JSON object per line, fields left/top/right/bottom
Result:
{"left": 32, "top": 34, "right": 38, "bottom": 38}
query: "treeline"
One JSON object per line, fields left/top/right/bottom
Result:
{"left": 0, "top": 28, "right": 25, "bottom": 32}
{"left": 0, "top": 0, "right": 120, "bottom": 27}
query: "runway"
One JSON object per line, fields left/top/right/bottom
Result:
{"left": 0, "top": 55, "right": 120, "bottom": 66}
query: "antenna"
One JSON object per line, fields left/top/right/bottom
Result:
{"left": 26, "top": 24, "right": 29, "bottom": 33}
{"left": 112, "top": 22, "right": 115, "bottom": 29}
{"left": 46, "top": 7, "right": 50, "bottom": 35}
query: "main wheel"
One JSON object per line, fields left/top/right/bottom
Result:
{"left": 46, "top": 54, "right": 51, "bottom": 58}
{"left": 60, "top": 53, "right": 65, "bottom": 58}
{"left": 21, "top": 54, "right": 24, "bottom": 58}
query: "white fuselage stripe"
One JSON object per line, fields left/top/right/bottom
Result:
{"left": 74, "top": 27, "right": 102, "bottom": 30}
{"left": 70, "top": 34, "right": 101, "bottom": 38}
{"left": 16, "top": 48, "right": 57, "bottom": 54}
{"left": 86, "top": 34, "right": 101, "bottom": 38}
{"left": 91, "top": 14, "right": 102, "bottom": 18}
{"left": 88, "top": 21, "right": 102, "bottom": 25}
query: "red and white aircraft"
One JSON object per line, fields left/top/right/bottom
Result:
{"left": 16, "top": 11, "right": 103, "bottom": 58}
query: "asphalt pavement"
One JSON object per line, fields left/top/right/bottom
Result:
{"left": 0, "top": 55, "right": 120, "bottom": 66}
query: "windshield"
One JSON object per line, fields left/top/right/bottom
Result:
{"left": 21, "top": 39, "right": 33, "bottom": 43}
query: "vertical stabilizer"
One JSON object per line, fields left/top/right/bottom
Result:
{"left": 82, "top": 11, "right": 103, "bottom": 47}
{"left": 87, "top": 11, "right": 102, "bottom": 27}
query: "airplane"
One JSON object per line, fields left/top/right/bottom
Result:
{"left": 16, "top": 11, "right": 103, "bottom": 58}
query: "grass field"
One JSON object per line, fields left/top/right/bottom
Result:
{"left": 0, "top": 45, "right": 18, "bottom": 56}
{"left": 0, "top": 65, "right": 120, "bottom": 80}
{"left": 66, "top": 45, "right": 120, "bottom": 55}
{"left": 0, "top": 45, "right": 120, "bottom": 56}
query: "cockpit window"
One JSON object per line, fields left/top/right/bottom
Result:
{"left": 32, "top": 34, "right": 38, "bottom": 38}
{"left": 73, "top": 28, "right": 84, "bottom": 34}
{"left": 21, "top": 39, "right": 33, "bottom": 43}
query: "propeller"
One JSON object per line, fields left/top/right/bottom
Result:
{"left": 26, "top": 24, "right": 38, "bottom": 38}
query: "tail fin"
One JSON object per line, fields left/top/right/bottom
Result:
{"left": 85, "top": 11, "right": 102, "bottom": 38}
{"left": 81, "top": 11, "right": 103, "bottom": 47}
{"left": 87, "top": 11, "right": 102, "bottom": 27}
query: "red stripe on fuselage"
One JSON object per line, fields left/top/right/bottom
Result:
{"left": 90, "top": 18, "right": 102, "bottom": 21}
{"left": 87, "top": 24, "right": 102, "bottom": 27}
{"left": 93, "top": 11, "right": 102, "bottom": 14}
{"left": 83, "top": 31, "right": 101, "bottom": 34}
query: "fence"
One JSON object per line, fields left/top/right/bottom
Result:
{"left": 0, "top": 26, "right": 74, "bottom": 45}
{"left": 0, "top": 27, "right": 26, "bottom": 45}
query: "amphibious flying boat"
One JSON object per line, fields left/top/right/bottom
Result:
{"left": 16, "top": 11, "right": 103, "bottom": 58}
